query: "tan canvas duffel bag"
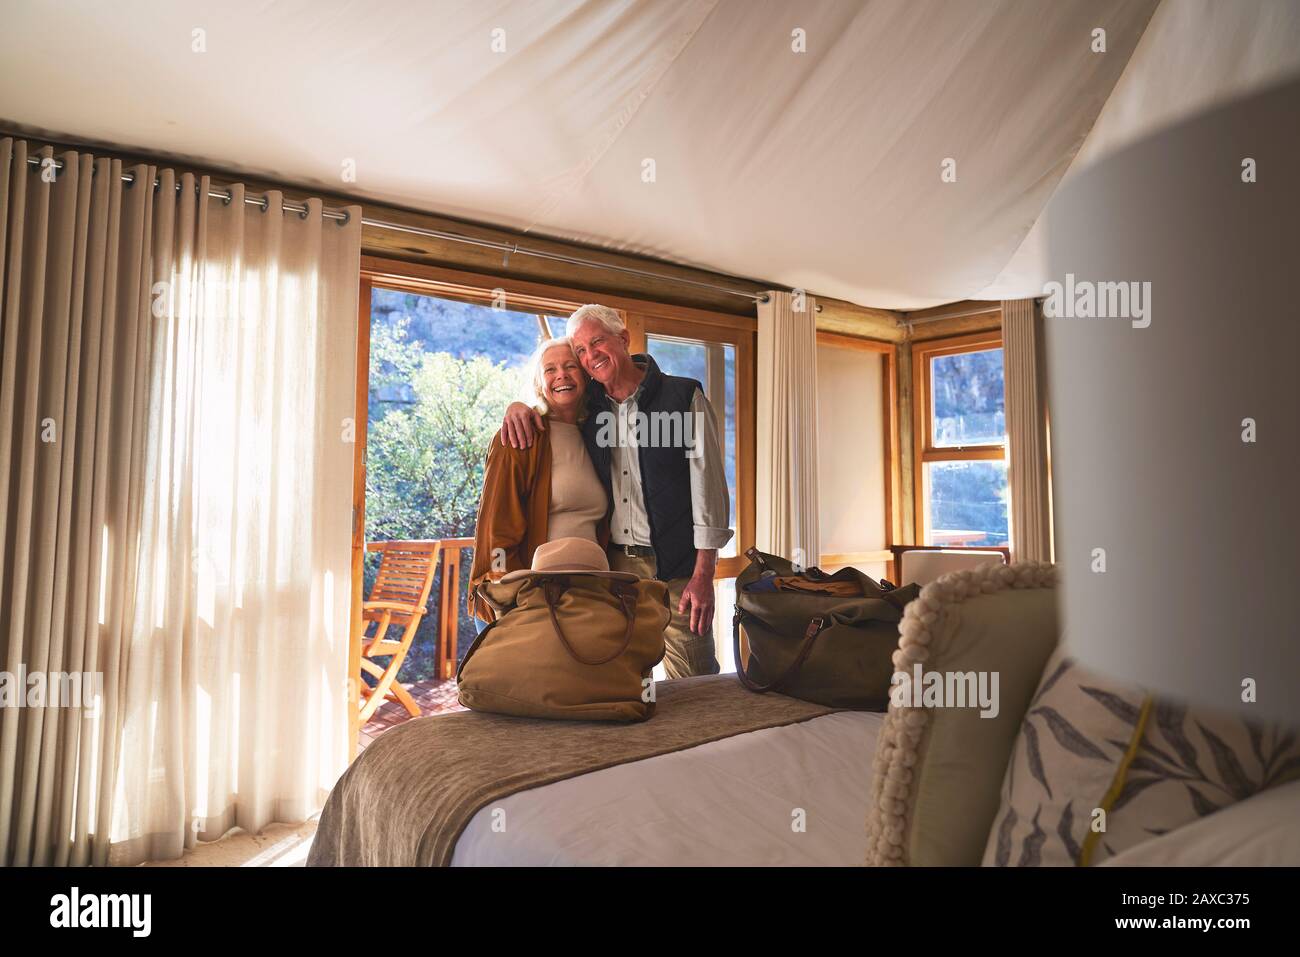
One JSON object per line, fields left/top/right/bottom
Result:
{"left": 460, "top": 539, "right": 670, "bottom": 722}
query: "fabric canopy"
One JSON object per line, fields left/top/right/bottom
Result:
{"left": 1, "top": 0, "right": 1165, "bottom": 310}
{"left": 983, "top": 0, "right": 1300, "bottom": 300}
{"left": 5, "top": 1, "right": 1297, "bottom": 309}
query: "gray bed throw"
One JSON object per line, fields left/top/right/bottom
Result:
{"left": 308, "top": 674, "right": 838, "bottom": 866}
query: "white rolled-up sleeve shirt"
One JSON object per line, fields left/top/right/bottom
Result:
{"left": 607, "top": 386, "right": 734, "bottom": 553}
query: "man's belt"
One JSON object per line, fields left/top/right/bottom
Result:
{"left": 611, "top": 543, "right": 656, "bottom": 558}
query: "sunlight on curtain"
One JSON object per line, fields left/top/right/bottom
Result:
{"left": 1, "top": 139, "right": 357, "bottom": 867}
{"left": 107, "top": 180, "right": 360, "bottom": 865}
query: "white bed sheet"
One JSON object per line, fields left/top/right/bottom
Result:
{"left": 451, "top": 711, "right": 882, "bottom": 866}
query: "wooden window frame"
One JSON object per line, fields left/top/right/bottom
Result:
{"left": 910, "top": 330, "right": 1008, "bottom": 548}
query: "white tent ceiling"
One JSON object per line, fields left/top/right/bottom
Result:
{"left": 3, "top": 0, "right": 1291, "bottom": 310}
{"left": 983, "top": 0, "right": 1300, "bottom": 300}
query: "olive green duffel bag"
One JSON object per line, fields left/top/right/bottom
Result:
{"left": 733, "top": 548, "right": 919, "bottom": 709}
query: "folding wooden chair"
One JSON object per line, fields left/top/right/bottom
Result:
{"left": 358, "top": 540, "right": 442, "bottom": 723}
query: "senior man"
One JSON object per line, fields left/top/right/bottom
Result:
{"left": 500, "top": 304, "right": 732, "bottom": 678}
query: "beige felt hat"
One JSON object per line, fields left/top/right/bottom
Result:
{"left": 499, "top": 537, "right": 639, "bottom": 583}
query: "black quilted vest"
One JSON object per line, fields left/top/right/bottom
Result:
{"left": 581, "top": 354, "right": 701, "bottom": 582}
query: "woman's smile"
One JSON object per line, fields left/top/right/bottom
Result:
{"left": 541, "top": 344, "right": 586, "bottom": 417}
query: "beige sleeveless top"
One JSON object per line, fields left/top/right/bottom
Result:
{"left": 546, "top": 421, "right": 606, "bottom": 543}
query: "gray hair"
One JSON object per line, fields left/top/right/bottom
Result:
{"left": 565, "top": 303, "right": 625, "bottom": 337}
{"left": 522, "top": 336, "right": 579, "bottom": 413}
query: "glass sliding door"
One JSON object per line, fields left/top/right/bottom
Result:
{"left": 645, "top": 334, "right": 738, "bottom": 559}
{"left": 639, "top": 317, "right": 755, "bottom": 673}
{"left": 365, "top": 286, "right": 564, "bottom": 682}
{"left": 352, "top": 262, "right": 756, "bottom": 705}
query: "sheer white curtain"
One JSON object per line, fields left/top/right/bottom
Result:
{"left": 756, "top": 290, "right": 820, "bottom": 567}
{"left": 109, "top": 179, "right": 359, "bottom": 865}
{"left": 1001, "top": 298, "right": 1052, "bottom": 563}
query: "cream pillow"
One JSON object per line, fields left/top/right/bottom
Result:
{"left": 1099, "top": 779, "right": 1300, "bottom": 866}
{"left": 983, "top": 649, "right": 1300, "bottom": 866}
{"left": 864, "top": 562, "right": 1060, "bottom": 866}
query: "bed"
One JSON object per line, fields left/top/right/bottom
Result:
{"left": 452, "top": 709, "right": 880, "bottom": 866}
{"left": 308, "top": 674, "right": 882, "bottom": 867}
{"left": 309, "top": 631, "right": 1300, "bottom": 867}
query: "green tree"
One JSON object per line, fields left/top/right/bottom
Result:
{"left": 364, "top": 318, "right": 523, "bottom": 680}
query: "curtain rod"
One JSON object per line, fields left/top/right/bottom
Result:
{"left": 21, "top": 153, "right": 772, "bottom": 304}
{"left": 23, "top": 152, "right": 350, "bottom": 223}
{"left": 904, "top": 303, "right": 1003, "bottom": 325}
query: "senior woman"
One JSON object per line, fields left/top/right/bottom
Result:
{"left": 468, "top": 337, "right": 609, "bottom": 628}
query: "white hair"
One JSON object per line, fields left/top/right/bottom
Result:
{"left": 522, "top": 336, "right": 580, "bottom": 413}
{"left": 565, "top": 303, "right": 625, "bottom": 338}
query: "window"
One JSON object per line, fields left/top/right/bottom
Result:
{"left": 364, "top": 285, "right": 565, "bottom": 681}
{"left": 354, "top": 264, "right": 757, "bottom": 689}
{"left": 366, "top": 286, "right": 551, "bottom": 545}
{"left": 636, "top": 314, "right": 753, "bottom": 578}
{"left": 913, "top": 334, "right": 1009, "bottom": 548}
{"left": 645, "top": 334, "right": 738, "bottom": 558}
{"left": 636, "top": 314, "right": 755, "bottom": 677}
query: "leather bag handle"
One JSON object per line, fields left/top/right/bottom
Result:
{"left": 734, "top": 613, "right": 831, "bottom": 694}
{"left": 543, "top": 578, "right": 638, "bottom": 666}
{"left": 456, "top": 589, "right": 494, "bottom": 682}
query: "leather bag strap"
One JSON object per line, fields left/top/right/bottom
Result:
{"left": 456, "top": 590, "right": 494, "bottom": 681}
{"left": 543, "top": 579, "right": 638, "bottom": 666}
{"left": 734, "top": 613, "right": 832, "bottom": 694}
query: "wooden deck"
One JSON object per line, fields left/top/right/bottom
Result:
{"left": 358, "top": 677, "right": 466, "bottom": 752}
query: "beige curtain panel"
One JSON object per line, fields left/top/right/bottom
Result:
{"left": 756, "top": 290, "right": 820, "bottom": 568}
{"left": 0, "top": 137, "right": 360, "bottom": 866}
{"left": 1001, "top": 298, "right": 1052, "bottom": 563}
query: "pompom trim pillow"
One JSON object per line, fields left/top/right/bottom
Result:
{"left": 864, "top": 561, "right": 1059, "bottom": 866}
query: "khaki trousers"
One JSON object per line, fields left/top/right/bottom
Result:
{"left": 608, "top": 549, "right": 720, "bottom": 679}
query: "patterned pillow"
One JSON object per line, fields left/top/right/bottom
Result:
{"left": 983, "top": 646, "right": 1300, "bottom": 866}
{"left": 1092, "top": 698, "right": 1300, "bottom": 864}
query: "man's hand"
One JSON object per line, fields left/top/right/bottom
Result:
{"left": 677, "top": 549, "right": 718, "bottom": 636}
{"left": 677, "top": 573, "right": 715, "bottom": 637}
{"left": 501, "top": 401, "right": 544, "bottom": 449}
